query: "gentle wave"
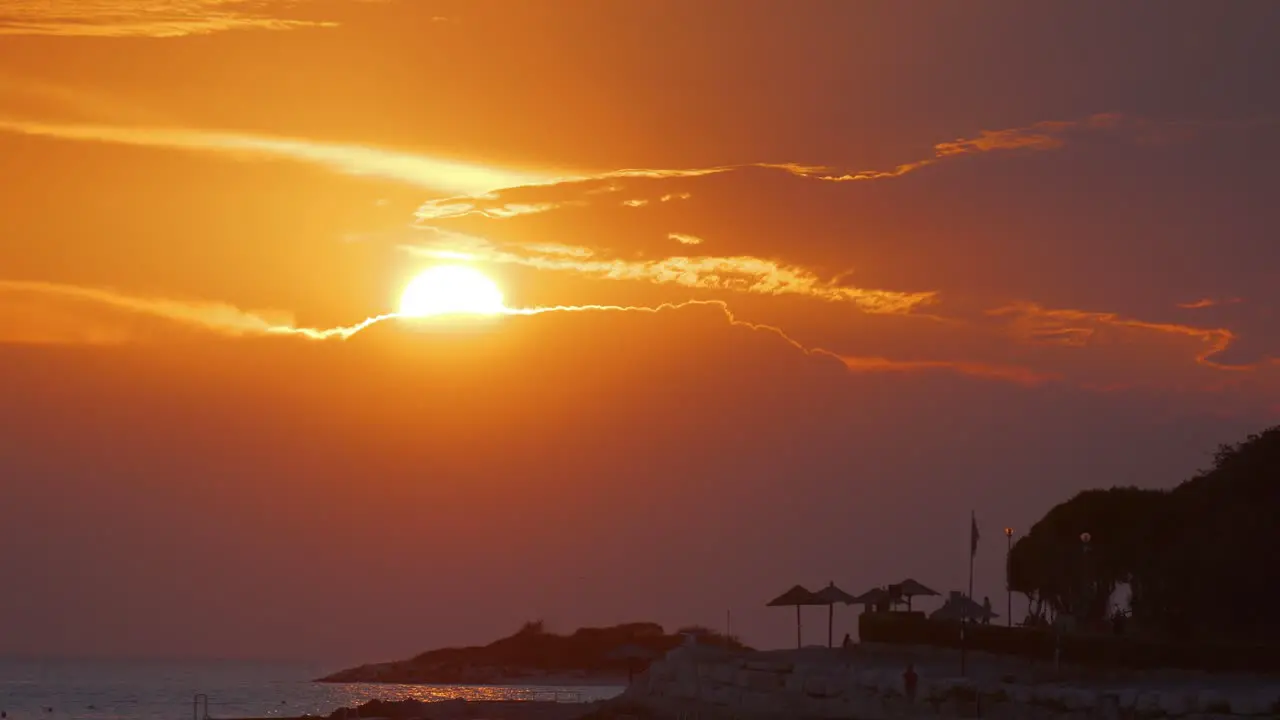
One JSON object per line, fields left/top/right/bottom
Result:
{"left": 0, "top": 659, "right": 624, "bottom": 720}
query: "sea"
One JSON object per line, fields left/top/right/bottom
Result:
{"left": 0, "top": 658, "right": 625, "bottom": 720}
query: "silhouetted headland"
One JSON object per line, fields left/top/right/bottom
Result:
{"left": 317, "top": 621, "right": 750, "bottom": 685}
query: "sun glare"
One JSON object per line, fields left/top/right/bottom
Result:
{"left": 398, "top": 265, "right": 506, "bottom": 318}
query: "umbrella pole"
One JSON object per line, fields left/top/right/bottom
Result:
{"left": 795, "top": 604, "right": 802, "bottom": 648}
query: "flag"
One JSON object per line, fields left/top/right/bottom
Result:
{"left": 970, "top": 512, "right": 980, "bottom": 558}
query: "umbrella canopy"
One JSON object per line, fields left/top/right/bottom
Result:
{"left": 890, "top": 578, "right": 940, "bottom": 610}
{"left": 812, "top": 583, "right": 857, "bottom": 605}
{"left": 767, "top": 585, "right": 821, "bottom": 607}
{"left": 849, "top": 587, "right": 895, "bottom": 608}
{"left": 895, "top": 578, "right": 939, "bottom": 597}
{"left": 812, "top": 582, "right": 857, "bottom": 647}
{"left": 929, "top": 592, "right": 998, "bottom": 622}
{"left": 767, "top": 585, "right": 823, "bottom": 648}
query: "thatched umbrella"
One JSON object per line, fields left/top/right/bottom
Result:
{"left": 929, "top": 591, "right": 997, "bottom": 622}
{"left": 812, "top": 581, "right": 857, "bottom": 647}
{"left": 766, "top": 585, "right": 822, "bottom": 648}
{"left": 850, "top": 586, "right": 894, "bottom": 612}
{"left": 890, "top": 578, "right": 940, "bottom": 611}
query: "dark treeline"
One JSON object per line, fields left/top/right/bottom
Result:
{"left": 1008, "top": 425, "right": 1280, "bottom": 645}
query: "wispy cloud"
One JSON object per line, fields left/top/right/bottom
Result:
{"left": 0, "top": 0, "right": 344, "bottom": 38}
{"left": 17, "top": 276, "right": 1265, "bottom": 395}
{"left": 794, "top": 113, "right": 1129, "bottom": 182}
{"left": 405, "top": 232, "right": 936, "bottom": 314}
{"left": 0, "top": 279, "right": 397, "bottom": 341}
{"left": 669, "top": 233, "right": 704, "bottom": 246}
{"left": 3, "top": 280, "right": 1071, "bottom": 390}
{"left": 0, "top": 118, "right": 548, "bottom": 196}
{"left": 410, "top": 113, "right": 1202, "bottom": 223}
{"left": 988, "top": 301, "right": 1249, "bottom": 370}
{"left": 836, "top": 355, "right": 1058, "bottom": 387}
{"left": 1177, "top": 297, "right": 1242, "bottom": 310}
{"left": 0, "top": 110, "right": 1211, "bottom": 224}
{"left": 0, "top": 280, "right": 295, "bottom": 336}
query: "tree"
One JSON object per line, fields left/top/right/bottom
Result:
{"left": 1147, "top": 427, "right": 1280, "bottom": 642}
{"left": 1010, "top": 425, "right": 1280, "bottom": 643}
{"left": 1009, "top": 487, "right": 1165, "bottom": 626}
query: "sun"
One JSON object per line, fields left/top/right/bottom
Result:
{"left": 398, "top": 265, "right": 506, "bottom": 318}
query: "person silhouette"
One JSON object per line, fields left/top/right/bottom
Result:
{"left": 982, "top": 596, "right": 993, "bottom": 625}
{"left": 902, "top": 662, "right": 918, "bottom": 701}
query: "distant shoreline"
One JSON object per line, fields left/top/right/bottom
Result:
{"left": 316, "top": 621, "right": 747, "bottom": 691}
{"left": 315, "top": 672, "right": 629, "bottom": 687}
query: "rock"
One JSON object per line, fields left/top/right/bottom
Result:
{"left": 1195, "top": 688, "right": 1232, "bottom": 714}
{"left": 744, "top": 670, "right": 781, "bottom": 692}
{"left": 1157, "top": 689, "right": 1191, "bottom": 716}
{"left": 802, "top": 674, "right": 840, "bottom": 698}
{"left": 743, "top": 660, "right": 791, "bottom": 673}
{"left": 1133, "top": 690, "right": 1162, "bottom": 717}
{"left": 1061, "top": 687, "right": 1097, "bottom": 711}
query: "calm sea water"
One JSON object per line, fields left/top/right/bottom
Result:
{"left": 0, "top": 659, "right": 624, "bottom": 720}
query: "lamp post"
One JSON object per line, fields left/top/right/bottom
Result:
{"left": 1004, "top": 527, "right": 1014, "bottom": 627}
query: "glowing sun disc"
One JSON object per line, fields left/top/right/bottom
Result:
{"left": 399, "top": 265, "right": 506, "bottom": 318}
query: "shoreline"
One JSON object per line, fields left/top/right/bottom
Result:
{"left": 315, "top": 673, "right": 629, "bottom": 688}
{"left": 238, "top": 697, "right": 617, "bottom": 720}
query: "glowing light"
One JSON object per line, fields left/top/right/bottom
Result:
{"left": 398, "top": 266, "right": 506, "bottom": 318}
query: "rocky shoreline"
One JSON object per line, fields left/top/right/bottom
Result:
{"left": 313, "top": 620, "right": 722, "bottom": 689}
{"left": 280, "top": 641, "right": 1280, "bottom": 720}
{"left": 316, "top": 661, "right": 627, "bottom": 687}
{"left": 625, "top": 642, "right": 1280, "bottom": 719}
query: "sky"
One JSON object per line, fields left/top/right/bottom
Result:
{"left": 0, "top": 0, "right": 1278, "bottom": 663}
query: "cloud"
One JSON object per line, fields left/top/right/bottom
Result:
{"left": 0, "top": 277, "right": 847, "bottom": 369}
{"left": 407, "top": 113, "right": 1212, "bottom": 226}
{"left": 0, "top": 280, "right": 393, "bottom": 342}
{"left": 0, "top": 109, "right": 1221, "bottom": 225}
{"left": 3, "top": 107, "right": 1272, "bottom": 395}
{"left": 0, "top": 0, "right": 345, "bottom": 37}
{"left": 0, "top": 276, "right": 1053, "bottom": 392}
{"left": 988, "top": 301, "right": 1251, "bottom": 370}
{"left": 798, "top": 113, "right": 1132, "bottom": 182}
{"left": 0, "top": 280, "right": 291, "bottom": 335}
{"left": 1177, "top": 297, "right": 1242, "bottom": 310}
{"left": 835, "top": 355, "right": 1058, "bottom": 387}
{"left": 4, "top": 277, "right": 1091, "bottom": 397}
{"left": 405, "top": 231, "right": 936, "bottom": 314}
{"left": 0, "top": 118, "right": 549, "bottom": 196}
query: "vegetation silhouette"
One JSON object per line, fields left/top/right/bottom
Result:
{"left": 319, "top": 620, "right": 750, "bottom": 684}
{"left": 1008, "top": 425, "right": 1280, "bottom": 643}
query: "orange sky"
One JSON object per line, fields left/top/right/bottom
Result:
{"left": 1, "top": 0, "right": 1278, "bottom": 661}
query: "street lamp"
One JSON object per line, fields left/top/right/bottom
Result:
{"left": 1004, "top": 528, "right": 1014, "bottom": 627}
